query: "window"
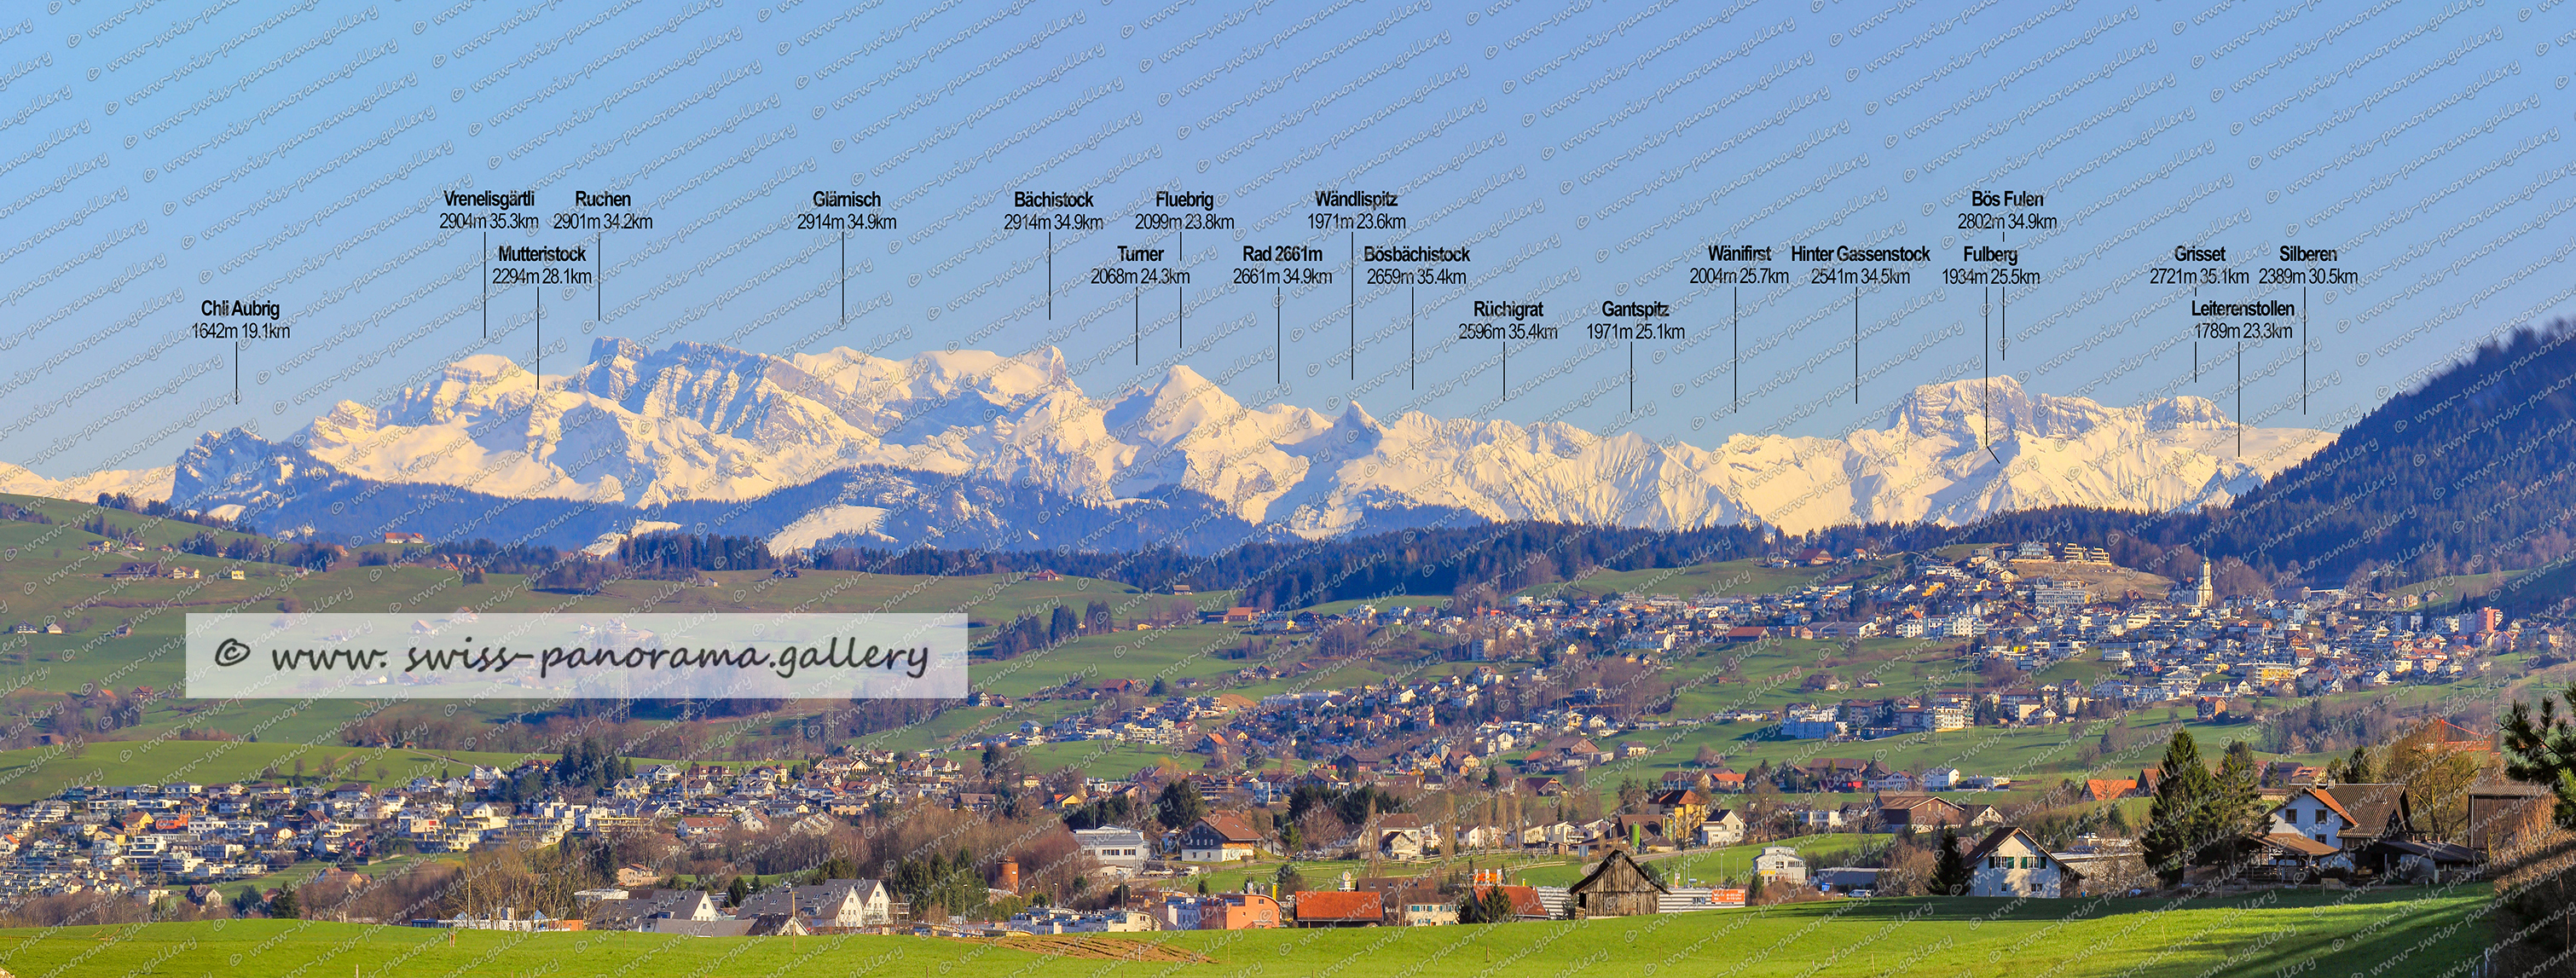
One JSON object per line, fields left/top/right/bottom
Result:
{"left": 2313, "top": 809, "right": 2327, "bottom": 825}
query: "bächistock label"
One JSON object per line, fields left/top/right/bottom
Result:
{"left": 186, "top": 612, "right": 968, "bottom": 700}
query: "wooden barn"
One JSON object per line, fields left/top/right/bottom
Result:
{"left": 1567, "top": 848, "right": 1668, "bottom": 918}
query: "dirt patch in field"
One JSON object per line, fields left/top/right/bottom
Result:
{"left": 954, "top": 934, "right": 1214, "bottom": 963}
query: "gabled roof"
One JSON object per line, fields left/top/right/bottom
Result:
{"left": 1567, "top": 848, "right": 1669, "bottom": 896}
{"left": 2085, "top": 779, "right": 2138, "bottom": 802}
{"left": 2258, "top": 832, "right": 2342, "bottom": 857}
{"left": 1876, "top": 794, "right": 1965, "bottom": 814}
{"left": 1192, "top": 812, "right": 1264, "bottom": 843}
{"left": 2318, "top": 784, "right": 2411, "bottom": 839}
{"left": 1473, "top": 884, "right": 1552, "bottom": 919}
{"left": 1962, "top": 825, "right": 2034, "bottom": 864}
{"left": 1292, "top": 890, "right": 1382, "bottom": 922}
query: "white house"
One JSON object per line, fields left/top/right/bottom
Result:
{"left": 1864, "top": 771, "right": 1915, "bottom": 792}
{"left": 734, "top": 879, "right": 895, "bottom": 928}
{"left": 2264, "top": 784, "right": 2413, "bottom": 871}
{"left": 1695, "top": 809, "right": 1746, "bottom": 847}
{"left": 1074, "top": 827, "right": 1149, "bottom": 872}
{"left": 1920, "top": 767, "right": 1962, "bottom": 791}
{"left": 1965, "top": 827, "right": 2079, "bottom": 898}
{"left": 1752, "top": 846, "right": 1808, "bottom": 884}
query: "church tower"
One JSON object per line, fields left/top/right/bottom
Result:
{"left": 2196, "top": 557, "right": 2214, "bottom": 608}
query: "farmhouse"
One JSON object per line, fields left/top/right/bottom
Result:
{"left": 1965, "top": 827, "right": 2081, "bottom": 898}
{"left": 2266, "top": 784, "right": 2414, "bottom": 870}
{"left": 1179, "top": 812, "right": 1265, "bottom": 862}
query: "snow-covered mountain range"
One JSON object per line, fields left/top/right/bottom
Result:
{"left": 5, "top": 339, "right": 2335, "bottom": 553}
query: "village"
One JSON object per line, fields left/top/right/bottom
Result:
{"left": 0, "top": 541, "right": 2550, "bottom": 937}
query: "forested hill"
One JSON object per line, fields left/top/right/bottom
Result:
{"left": 2197, "top": 321, "right": 2576, "bottom": 591}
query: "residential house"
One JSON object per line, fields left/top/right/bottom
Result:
{"left": 1643, "top": 789, "right": 1711, "bottom": 838}
{"left": 1965, "top": 827, "right": 2080, "bottom": 898}
{"left": 1374, "top": 813, "right": 1433, "bottom": 860}
{"left": 1178, "top": 813, "right": 1265, "bottom": 862}
{"left": 2266, "top": 784, "right": 2415, "bottom": 871}
{"left": 1695, "top": 809, "right": 1746, "bottom": 848}
{"left": 1874, "top": 795, "right": 1968, "bottom": 835}
{"left": 1073, "top": 827, "right": 1149, "bottom": 871}
{"left": 733, "top": 879, "right": 894, "bottom": 929}
{"left": 1751, "top": 846, "right": 1808, "bottom": 885}
{"left": 1397, "top": 900, "right": 1458, "bottom": 925}
{"left": 1200, "top": 892, "right": 1282, "bottom": 929}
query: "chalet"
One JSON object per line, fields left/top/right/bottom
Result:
{"left": 385, "top": 532, "right": 428, "bottom": 544}
{"left": 1290, "top": 890, "right": 1382, "bottom": 928}
{"left": 2266, "top": 784, "right": 2415, "bottom": 870}
{"left": 1965, "top": 827, "right": 2080, "bottom": 898}
{"left": 1874, "top": 795, "right": 1968, "bottom": 835}
{"left": 1566, "top": 848, "right": 1667, "bottom": 918}
{"left": 1179, "top": 812, "right": 1265, "bottom": 862}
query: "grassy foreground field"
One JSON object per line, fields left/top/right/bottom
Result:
{"left": 0, "top": 887, "right": 2489, "bottom": 977}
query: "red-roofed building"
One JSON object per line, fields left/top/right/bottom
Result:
{"left": 1471, "top": 885, "right": 1553, "bottom": 921}
{"left": 2084, "top": 779, "right": 2139, "bottom": 802}
{"left": 1290, "top": 890, "right": 1383, "bottom": 928}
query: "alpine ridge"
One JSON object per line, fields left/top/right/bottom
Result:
{"left": 20, "top": 339, "right": 2332, "bottom": 553}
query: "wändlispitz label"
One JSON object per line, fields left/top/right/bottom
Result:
{"left": 184, "top": 612, "right": 968, "bottom": 700}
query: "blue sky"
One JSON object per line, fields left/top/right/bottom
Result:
{"left": 3, "top": 0, "right": 2567, "bottom": 480}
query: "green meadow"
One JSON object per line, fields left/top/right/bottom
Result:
{"left": 0, "top": 887, "right": 2490, "bottom": 977}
